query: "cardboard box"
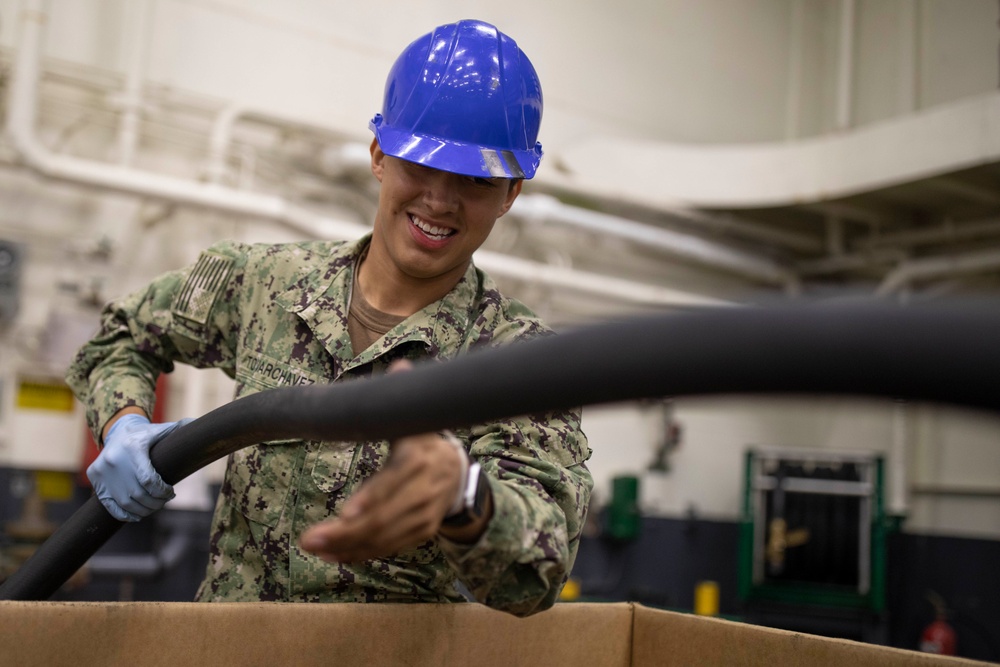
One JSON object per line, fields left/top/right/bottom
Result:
{"left": 0, "top": 601, "right": 992, "bottom": 666}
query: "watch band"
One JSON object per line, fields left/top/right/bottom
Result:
{"left": 442, "top": 461, "right": 489, "bottom": 528}
{"left": 439, "top": 431, "right": 470, "bottom": 516}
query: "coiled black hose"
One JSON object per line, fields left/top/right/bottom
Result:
{"left": 3, "top": 301, "right": 1000, "bottom": 600}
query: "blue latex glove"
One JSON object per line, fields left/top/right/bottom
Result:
{"left": 87, "top": 414, "right": 192, "bottom": 522}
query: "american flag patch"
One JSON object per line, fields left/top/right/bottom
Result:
{"left": 171, "top": 253, "right": 234, "bottom": 324}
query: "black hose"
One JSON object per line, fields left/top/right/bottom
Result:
{"left": 3, "top": 300, "right": 1000, "bottom": 600}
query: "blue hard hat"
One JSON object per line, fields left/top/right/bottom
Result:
{"left": 370, "top": 19, "right": 543, "bottom": 180}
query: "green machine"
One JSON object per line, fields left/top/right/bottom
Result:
{"left": 738, "top": 448, "right": 892, "bottom": 641}
{"left": 606, "top": 475, "right": 641, "bottom": 542}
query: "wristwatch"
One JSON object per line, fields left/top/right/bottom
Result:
{"left": 442, "top": 461, "right": 490, "bottom": 528}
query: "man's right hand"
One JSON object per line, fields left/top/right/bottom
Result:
{"left": 87, "top": 413, "right": 191, "bottom": 522}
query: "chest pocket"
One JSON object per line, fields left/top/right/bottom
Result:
{"left": 228, "top": 357, "right": 324, "bottom": 528}
{"left": 226, "top": 441, "right": 298, "bottom": 529}
{"left": 308, "top": 439, "right": 389, "bottom": 508}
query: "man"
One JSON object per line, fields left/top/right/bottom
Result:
{"left": 67, "top": 19, "right": 592, "bottom": 617}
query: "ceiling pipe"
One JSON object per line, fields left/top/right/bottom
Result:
{"left": 889, "top": 401, "right": 909, "bottom": 518}
{"left": 6, "top": 0, "right": 366, "bottom": 240}
{"left": 859, "top": 216, "right": 1000, "bottom": 251}
{"left": 6, "top": 0, "right": 718, "bottom": 310}
{"left": 113, "top": 0, "right": 152, "bottom": 167}
{"left": 876, "top": 247, "right": 1000, "bottom": 296}
{"left": 511, "top": 194, "right": 800, "bottom": 290}
{"left": 473, "top": 251, "right": 731, "bottom": 308}
{"left": 207, "top": 103, "right": 357, "bottom": 184}
{"left": 673, "top": 209, "right": 822, "bottom": 255}
{"left": 796, "top": 247, "right": 906, "bottom": 278}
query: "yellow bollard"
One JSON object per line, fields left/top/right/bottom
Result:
{"left": 559, "top": 578, "right": 582, "bottom": 602}
{"left": 694, "top": 580, "right": 719, "bottom": 616}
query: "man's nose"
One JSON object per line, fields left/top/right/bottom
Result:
{"left": 421, "top": 171, "right": 461, "bottom": 212}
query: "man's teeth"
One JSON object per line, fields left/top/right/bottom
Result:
{"left": 411, "top": 216, "right": 454, "bottom": 239}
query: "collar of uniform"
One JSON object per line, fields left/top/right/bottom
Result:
{"left": 269, "top": 235, "right": 369, "bottom": 375}
{"left": 272, "top": 234, "right": 480, "bottom": 373}
{"left": 273, "top": 235, "right": 371, "bottom": 315}
{"left": 345, "top": 259, "right": 480, "bottom": 370}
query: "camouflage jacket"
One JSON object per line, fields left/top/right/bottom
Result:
{"left": 66, "top": 235, "right": 592, "bottom": 616}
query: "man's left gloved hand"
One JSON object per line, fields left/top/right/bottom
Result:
{"left": 87, "top": 414, "right": 192, "bottom": 522}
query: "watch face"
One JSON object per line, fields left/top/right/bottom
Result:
{"left": 442, "top": 464, "right": 489, "bottom": 528}
{"left": 470, "top": 466, "right": 490, "bottom": 518}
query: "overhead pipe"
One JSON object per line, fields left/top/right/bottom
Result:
{"left": 889, "top": 401, "right": 909, "bottom": 518}
{"left": 858, "top": 216, "right": 1000, "bottom": 251}
{"left": 796, "top": 247, "right": 906, "bottom": 278}
{"left": 473, "top": 250, "right": 731, "bottom": 308}
{"left": 876, "top": 246, "right": 1000, "bottom": 296}
{"left": 674, "top": 208, "right": 822, "bottom": 255}
{"left": 206, "top": 103, "right": 358, "bottom": 184}
{"left": 6, "top": 0, "right": 367, "bottom": 239}
{"left": 511, "top": 194, "right": 800, "bottom": 291}
{"left": 114, "top": 0, "right": 152, "bottom": 166}
{"left": 6, "top": 0, "right": 716, "bottom": 309}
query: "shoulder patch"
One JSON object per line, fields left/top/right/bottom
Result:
{"left": 171, "top": 252, "right": 234, "bottom": 324}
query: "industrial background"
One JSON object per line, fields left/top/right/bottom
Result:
{"left": 0, "top": 0, "right": 998, "bottom": 661}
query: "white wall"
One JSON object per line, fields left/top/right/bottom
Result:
{"left": 0, "top": 0, "right": 796, "bottom": 147}
{"left": 851, "top": 0, "right": 999, "bottom": 130}
{"left": 6, "top": 0, "right": 993, "bottom": 149}
{"left": 0, "top": 0, "right": 997, "bottom": 540}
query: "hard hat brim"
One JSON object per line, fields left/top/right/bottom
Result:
{"left": 371, "top": 116, "right": 541, "bottom": 180}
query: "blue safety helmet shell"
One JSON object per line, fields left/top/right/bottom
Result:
{"left": 370, "top": 19, "right": 543, "bottom": 180}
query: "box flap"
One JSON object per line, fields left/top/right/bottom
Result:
{"left": 631, "top": 604, "right": 995, "bottom": 667}
{"left": 3, "top": 600, "right": 993, "bottom": 666}
{"left": 0, "top": 601, "right": 633, "bottom": 667}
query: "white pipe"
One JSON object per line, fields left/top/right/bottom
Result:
{"left": 472, "top": 250, "right": 731, "bottom": 308}
{"left": 835, "top": 0, "right": 856, "bottom": 131}
{"left": 889, "top": 400, "right": 909, "bottom": 517}
{"left": 876, "top": 246, "right": 1000, "bottom": 295}
{"left": 206, "top": 104, "right": 245, "bottom": 183}
{"left": 796, "top": 248, "right": 905, "bottom": 277}
{"left": 677, "top": 209, "right": 821, "bottom": 254}
{"left": 115, "top": 0, "right": 152, "bottom": 166}
{"left": 7, "top": 0, "right": 717, "bottom": 310}
{"left": 860, "top": 216, "right": 1000, "bottom": 250}
{"left": 207, "top": 103, "right": 356, "bottom": 184}
{"left": 825, "top": 215, "right": 844, "bottom": 257}
{"left": 512, "top": 194, "right": 799, "bottom": 288}
{"left": 7, "top": 0, "right": 365, "bottom": 237}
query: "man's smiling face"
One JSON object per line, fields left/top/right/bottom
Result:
{"left": 367, "top": 140, "right": 522, "bottom": 288}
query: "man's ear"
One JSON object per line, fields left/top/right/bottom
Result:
{"left": 499, "top": 179, "right": 523, "bottom": 217}
{"left": 370, "top": 138, "right": 385, "bottom": 182}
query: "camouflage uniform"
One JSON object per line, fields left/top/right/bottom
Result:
{"left": 66, "top": 235, "right": 593, "bottom": 616}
